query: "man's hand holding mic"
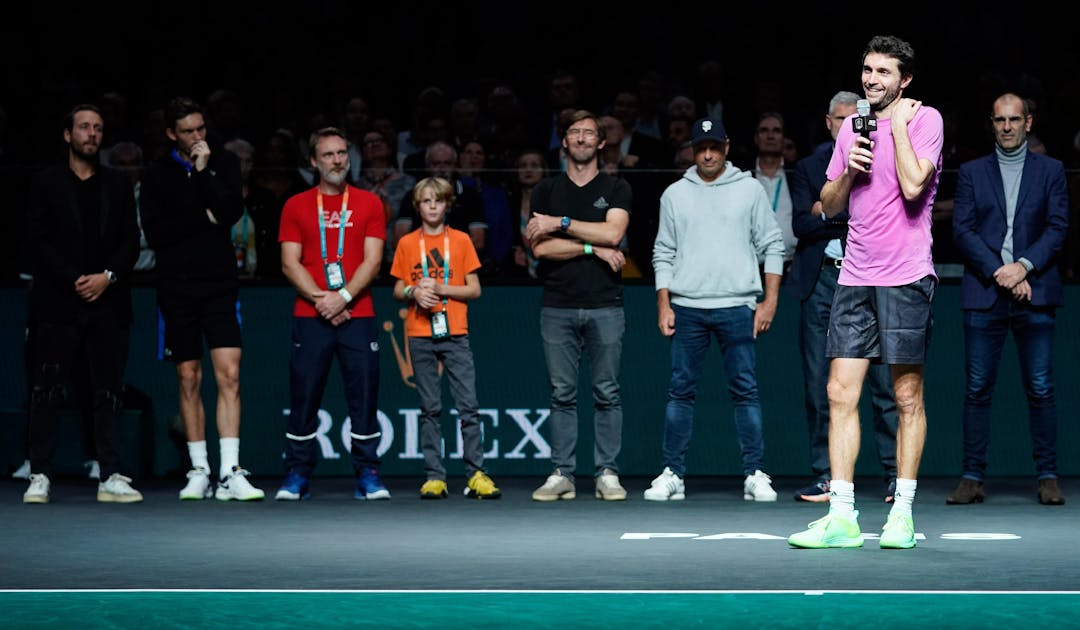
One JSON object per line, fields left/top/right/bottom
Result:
{"left": 848, "top": 99, "right": 876, "bottom": 174}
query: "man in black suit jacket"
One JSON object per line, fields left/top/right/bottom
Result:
{"left": 23, "top": 103, "right": 141, "bottom": 504}
{"left": 788, "top": 91, "right": 898, "bottom": 503}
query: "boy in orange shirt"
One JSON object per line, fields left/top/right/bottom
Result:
{"left": 390, "top": 177, "right": 501, "bottom": 499}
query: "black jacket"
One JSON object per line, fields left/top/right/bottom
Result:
{"left": 139, "top": 150, "right": 244, "bottom": 281}
{"left": 26, "top": 162, "right": 139, "bottom": 324}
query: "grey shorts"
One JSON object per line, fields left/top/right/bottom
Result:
{"left": 826, "top": 276, "right": 935, "bottom": 365}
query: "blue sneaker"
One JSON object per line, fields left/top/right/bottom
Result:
{"left": 355, "top": 468, "right": 391, "bottom": 500}
{"left": 274, "top": 471, "right": 311, "bottom": 501}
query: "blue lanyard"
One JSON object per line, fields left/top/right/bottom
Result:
{"left": 317, "top": 189, "right": 349, "bottom": 262}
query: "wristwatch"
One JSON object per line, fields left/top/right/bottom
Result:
{"left": 104, "top": 270, "right": 117, "bottom": 284}
{"left": 560, "top": 216, "right": 571, "bottom": 232}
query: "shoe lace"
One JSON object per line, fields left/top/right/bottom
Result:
{"left": 471, "top": 473, "right": 495, "bottom": 493}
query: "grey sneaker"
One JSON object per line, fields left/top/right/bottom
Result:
{"left": 98, "top": 473, "right": 143, "bottom": 503}
{"left": 595, "top": 469, "right": 627, "bottom": 501}
{"left": 23, "top": 473, "right": 50, "bottom": 504}
{"left": 532, "top": 470, "right": 576, "bottom": 502}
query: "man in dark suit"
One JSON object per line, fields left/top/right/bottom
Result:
{"left": 950, "top": 92, "right": 1069, "bottom": 506}
{"left": 23, "top": 103, "right": 141, "bottom": 504}
{"left": 789, "top": 91, "right": 898, "bottom": 503}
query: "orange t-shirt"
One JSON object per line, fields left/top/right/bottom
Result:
{"left": 390, "top": 227, "right": 481, "bottom": 337}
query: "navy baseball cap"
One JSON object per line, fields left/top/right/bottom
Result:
{"left": 691, "top": 117, "right": 728, "bottom": 146}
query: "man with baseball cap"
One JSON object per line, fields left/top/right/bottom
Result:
{"left": 644, "top": 116, "right": 785, "bottom": 502}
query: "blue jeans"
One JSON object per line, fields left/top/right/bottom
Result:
{"left": 663, "top": 304, "right": 764, "bottom": 476}
{"left": 962, "top": 298, "right": 1058, "bottom": 480}
{"left": 540, "top": 306, "right": 624, "bottom": 479}
{"left": 800, "top": 264, "right": 897, "bottom": 481}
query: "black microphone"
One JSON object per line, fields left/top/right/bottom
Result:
{"left": 852, "top": 99, "right": 877, "bottom": 141}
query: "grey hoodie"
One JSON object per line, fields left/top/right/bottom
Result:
{"left": 652, "top": 163, "right": 784, "bottom": 309}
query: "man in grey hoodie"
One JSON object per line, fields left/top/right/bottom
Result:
{"left": 643, "top": 116, "right": 785, "bottom": 502}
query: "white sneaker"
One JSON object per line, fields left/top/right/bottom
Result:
{"left": 24, "top": 473, "right": 50, "bottom": 504}
{"left": 84, "top": 460, "right": 101, "bottom": 480}
{"left": 744, "top": 470, "right": 778, "bottom": 502}
{"left": 179, "top": 467, "right": 213, "bottom": 500}
{"left": 216, "top": 466, "right": 265, "bottom": 501}
{"left": 98, "top": 473, "right": 143, "bottom": 503}
{"left": 12, "top": 459, "right": 30, "bottom": 480}
{"left": 643, "top": 466, "right": 685, "bottom": 501}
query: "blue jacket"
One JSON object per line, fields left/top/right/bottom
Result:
{"left": 952, "top": 150, "right": 1069, "bottom": 309}
{"left": 789, "top": 141, "right": 849, "bottom": 301}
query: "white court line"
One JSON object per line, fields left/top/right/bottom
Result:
{"left": 4, "top": 589, "right": 1080, "bottom": 595}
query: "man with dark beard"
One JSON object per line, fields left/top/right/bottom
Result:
{"left": 274, "top": 127, "right": 389, "bottom": 501}
{"left": 23, "top": 104, "right": 141, "bottom": 504}
{"left": 788, "top": 35, "right": 943, "bottom": 550}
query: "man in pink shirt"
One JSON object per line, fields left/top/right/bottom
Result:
{"left": 789, "top": 35, "right": 943, "bottom": 550}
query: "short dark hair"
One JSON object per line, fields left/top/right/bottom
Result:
{"left": 164, "top": 96, "right": 203, "bottom": 129}
{"left": 63, "top": 103, "right": 102, "bottom": 132}
{"left": 863, "top": 35, "right": 916, "bottom": 77}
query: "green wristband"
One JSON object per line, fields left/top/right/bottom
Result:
{"left": 584, "top": 243, "right": 593, "bottom": 255}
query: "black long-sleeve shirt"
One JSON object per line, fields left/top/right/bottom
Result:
{"left": 139, "top": 150, "right": 244, "bottom": 281}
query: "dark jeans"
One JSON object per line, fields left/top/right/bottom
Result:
{"left": 663, "top": 304, "right": 764, "bottom": 477}
{"left": 962, "top": 298, "right": 1058, "bottom": 480}
{"left": 284, "top": 316, "right": 380, "bottom": 477}
{"left": 800, "top": 264, "right": 898, "bottom": 481}
{"left": 29, "top": 312, "right": 129, "bottom": 480}
{"left": 540, "top": 306, "right": 624, "bottom": 479}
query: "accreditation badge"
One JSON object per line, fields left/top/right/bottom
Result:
{"left": 430, "top": 310, "right": 450, "bottom": 339}
{"left": 325, "top": 262, "right": 345, "bottom": 289}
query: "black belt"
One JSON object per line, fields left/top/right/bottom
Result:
{"left": 822, "top": 256, "right": 843, "bottom": 269}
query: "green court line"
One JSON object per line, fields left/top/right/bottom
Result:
{"left": 4, "top": 591, "right": 1080, "bottom": 629}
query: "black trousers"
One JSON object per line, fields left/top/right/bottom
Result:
{"left": 29, "top": 310, "right": 129, "bottom": 480}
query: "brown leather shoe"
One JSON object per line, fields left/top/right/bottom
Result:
{"left": 946, "top": 478, "right": 985, "bottom": 504}
{"left": 1038, "top": 478, "right": 1065, "bottom": 505}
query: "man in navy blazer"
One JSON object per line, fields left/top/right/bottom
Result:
{"left": 789, "top": 91, "right": 898, "bottom": 503}
{"left": 950, "top": 93, "right": 1069, "bottom": 506}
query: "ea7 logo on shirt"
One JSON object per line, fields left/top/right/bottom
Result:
{"left": 321, "top": 209, "right": 352, "bottom": 229}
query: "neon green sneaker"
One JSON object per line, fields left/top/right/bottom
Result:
{"left": 788, "top": 510, "right": 864, "bottom": 548}
{"left": 879, "top": 512, "right": 916, "bottom": 549}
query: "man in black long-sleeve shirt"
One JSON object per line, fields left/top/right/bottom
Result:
{"left": 140, "top": 97, "right": 263, "bottom": 502}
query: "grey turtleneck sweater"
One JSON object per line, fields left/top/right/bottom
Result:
{"left": 996, "top": 141, "right": 1034, "bottom": 271}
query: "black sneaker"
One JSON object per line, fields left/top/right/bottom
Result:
{"left": 884, "top": 478, "right": 896, "bottom": 503}
{"left": 793, "top": 479, "right": 829, "bottom": 502}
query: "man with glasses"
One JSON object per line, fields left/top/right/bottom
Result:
{"left": 524, "top": 110, "right": 632, "bottom": 502}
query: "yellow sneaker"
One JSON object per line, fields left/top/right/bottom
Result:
{"left": 420, "top": 479, "right": 448, "bottom": 499}
{"left": 465, "top": 471, "right": 502, "bottom": 500}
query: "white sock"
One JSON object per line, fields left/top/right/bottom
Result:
{"left": 890, "top": 478, "right": 917, "bottom": 517}
{"left": 829, "top": 479, "right": 856, "bottom": 517}
{"left": 187, "top": 441, "right": 210, "bottom": 473}
{"left": 220, "top": 438, "right": 240, "bottom": 479}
